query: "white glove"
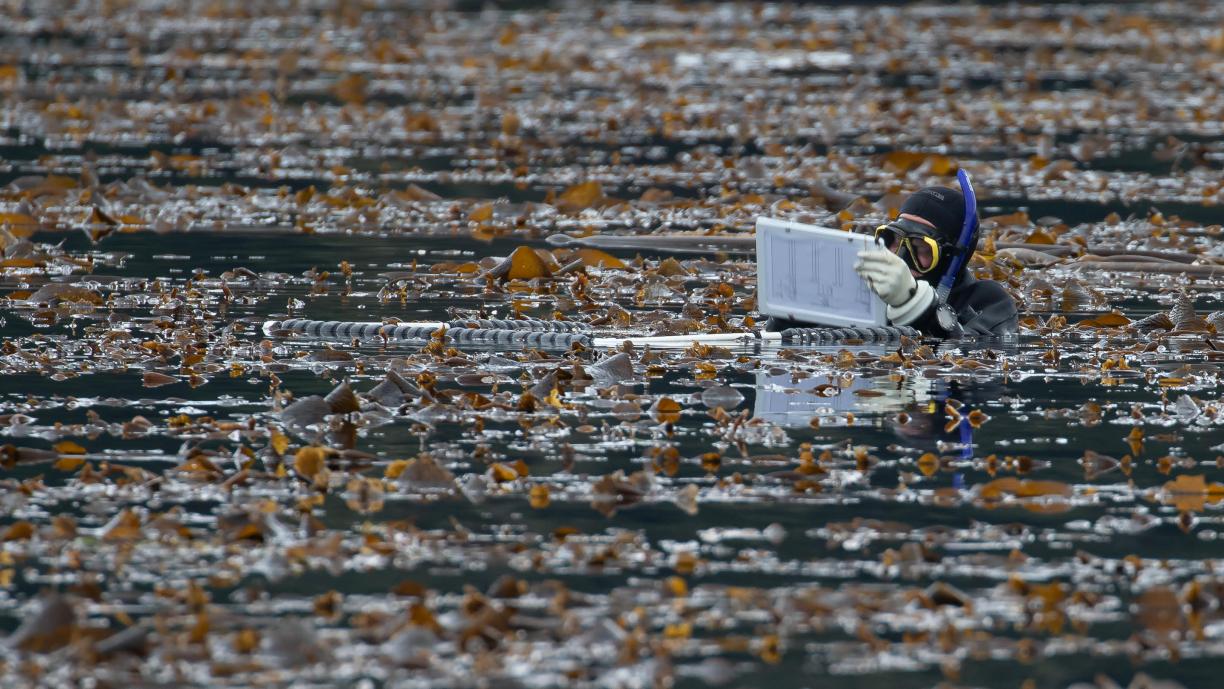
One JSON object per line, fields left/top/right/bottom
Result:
{"left": 855, "top": 249, "right": 916, "bottom": 306}
{"left": 855, "top": 249, "right": 935, "bottom": 326}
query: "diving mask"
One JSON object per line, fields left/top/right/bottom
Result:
{"left": 873, "top": 218, "right": 946, "bottom": 274}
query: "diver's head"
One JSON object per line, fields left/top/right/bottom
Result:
{"left": 874, "top": 186, "right": 979, "bottom": 285}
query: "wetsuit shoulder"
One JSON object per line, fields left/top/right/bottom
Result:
{"left": 951, "top": 278, "right": 1018, "bottom": 336}
{"left": 906, "top": 277, "right": 1017, "bottom": 338}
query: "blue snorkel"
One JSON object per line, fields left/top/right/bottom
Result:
{"left": 934, "top": 169, "right": 978, "bottom": 332}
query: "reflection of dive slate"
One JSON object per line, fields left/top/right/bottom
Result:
{"left": 755, "top": 217, "right": 886, "bottom": 328}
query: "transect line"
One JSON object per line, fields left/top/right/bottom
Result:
{"left": 262, "top": 319, "right": 919, "bottom": 349}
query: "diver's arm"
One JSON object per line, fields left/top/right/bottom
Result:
{"left": 762, "top": 314, "right": 804, "bottom": 332}
{"left": 905, "top": 297, "right": 963, "bottom": 338}
{"left": 884, "top": 280, "right": 934, "bottom": 327}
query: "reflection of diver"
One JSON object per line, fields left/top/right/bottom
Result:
{"left": 890, "top": 378, "right": 1005, "bottom": 462}
{"left": 751, "top": 364, "right": 998, "bottom": 462}
{"left": 751, "top": 362, "right": 938, "bottom": 427}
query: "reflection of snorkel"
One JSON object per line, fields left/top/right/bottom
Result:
{"left": 948, "top": 414, "right": 972, "bottom": 489}
{"left": 951, "top": 393, "right": 974, "bottom": 489}
{"left": 918, "top": 386, "right": 974, "bottom": 489}
{"left": 934, "top": 169, "right": 978, "bottom": 333}
{"left": 918, "top": 392, "right": 974, "bottom": 460}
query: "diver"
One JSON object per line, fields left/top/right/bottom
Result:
{"left": 768, "top": 171, "right": 1018, "bottom": 338}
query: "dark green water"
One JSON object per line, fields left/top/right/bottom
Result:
{"left": 1, "top": 2, "right": 1223, "bottom": 688}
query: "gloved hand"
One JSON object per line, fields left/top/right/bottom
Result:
{"left": 855, "top": 249, "right": 936, "bottom": 326}
{"left": 855, "top": 249, "right": 916, "bottom": 306}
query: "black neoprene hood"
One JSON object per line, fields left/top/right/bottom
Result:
{"left": 898, "top": 186, "right": 966, "bottom": 244}
{"left": 897, "top": 185, "right": 980, "bottom": 285}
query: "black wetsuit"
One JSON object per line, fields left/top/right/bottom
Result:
{"left": 765, "top": 274, "right": 1018, "bottom": 338}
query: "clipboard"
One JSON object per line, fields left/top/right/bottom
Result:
{"left": 755, "top": 217, "right": 887, "bottom": 328}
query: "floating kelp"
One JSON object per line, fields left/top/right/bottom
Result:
{"left": 0, "top": 2, "right": 1221, "bottom": 689}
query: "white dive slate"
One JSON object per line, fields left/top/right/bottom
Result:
{"left": 755, "top": 217, "right": 887, "bottom": 328}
